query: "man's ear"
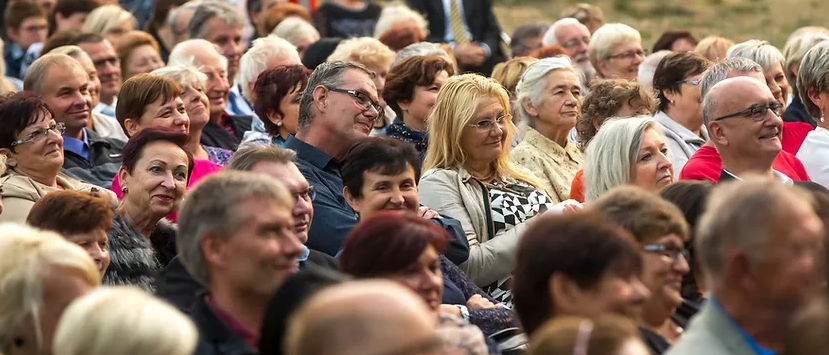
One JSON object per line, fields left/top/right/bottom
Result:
{"left": 708, "top": 121, "right": 729, "bottom": 147}
{"left": 6, "top": 27, "right": 18, "bottom": 42}
{"left": 201, "top": 232, "right": 226, "bottom": 268}
{"left": 312, "top": 85, "right": 328, "bottom": 114}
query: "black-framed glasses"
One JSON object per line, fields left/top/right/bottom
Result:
{"left": 713, "top": 101, "right": 783, "bottom": 122}
{"left": 643, "top": 244, "right": 689, "bottom": 262}
{"left": 11, "top": 122, "right": 65, "bottom": 147}
{"left": 326, "top": 87, "right": 384, "bottom": 121}
{"left": 292, "top": 186, "right": 316, "bottom": 202}
{"left": 562, "top": 36, "right": 590, "bottom": 49}
{"left": 467, "top": 113, "right": 511, "bottom": 132}
{"left": 607, "top": 49, "right": 648, "bottom": 60}
{"left": 676, "top": 79, "right": 700, "bottom": 86}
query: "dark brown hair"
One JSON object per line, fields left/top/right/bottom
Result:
{"left": 652, "top": 30, "right": 698, "bottom": 53}
{"left": 577, "top": 79, "right": 656, "bottom": 148}
{"left": 258, "top": 3, "right": 310, "bottom": 37}
{"left": 652, "top": 51, "right": 710, "bottom": 112}
{"left": 5, "top": 1, "right": 47, "bottom": 31}
{"left": 40, "top": 30, "right": 82, "bottom": 55}
{"left": 115, "top": 74, "right": 182, "bottom": 137}
{"left": 27, "top": 190, "right": 114, "bottom": 235}
{"left": 145, "top": 0, "right": 188, "bottom": 33}
{"left": 590, "top": 185, "right": 690, "bottom": 244}
{"left": 383, "top": 55, "right": 455, "bottom": 119}
{"left": 253, "top": 64, "right": 311, "bottom": 136}
{"left": 121, "top": 126, "right": 193, "bottom": 178}
{"left": 513, "top": 211, "right": 642, "bottom": 336}
{"left": 49, "top": 0, "right": 100, "bottom": 35}
{"left": 341, "top": 137, "right": 421, "bottom": 199}
{"left": 0, "top": 92, "right": 54, "bottom": 151}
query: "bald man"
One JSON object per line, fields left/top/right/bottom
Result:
{"left": 285, "top": 281, "right": 442, "bottom": 355}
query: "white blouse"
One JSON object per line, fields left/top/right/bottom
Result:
{"left": 796, "top": 126, "right": 829, "bottom": 188}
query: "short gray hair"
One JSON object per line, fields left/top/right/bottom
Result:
{"left": 784, "top": 32, "right": 829, "bottom": 97}
{"left": 637, "top": 50, "right": 670, "bottom": 91}
{"left": 297, "top": 61, "right": 374, "bottom": 130}
{"left": 272, "top": 17, "right": 320, "bottom": 45}
{"left": 391, "top": 42, "right": 446, "bottom": 68}
{"left": 237, "top": 35, "right": 300, "bottom": 102}
{"left": 588, "top": 23, "right": 641, "bottom": 77}
{"left": 696, "top": 176, "right": 815, "bottom": 284}
{"left": 542, "top": 17, "right": 583, "bottom": 46}
{"left": 515, "top": 56, "right": 581, "bottom": 125}
{"left": 188, "top": 1, "right": 244, "bottom": 40}
{"left": 24, "top": 53, "right": 87, "bottom": 95}
{"left": 726, "top": 40, "right": 785, "bottom": 73}
{"left": 584, "top": 116, "right": 660, "bottom": 201}
{"left": 796, "top": 41, "right": 829, "bottom": 119}
{"left": 510, "top": 22, "right": 550, "bottom": 55}
{"left": 700, "top": 57, "right": 762, "bottom": 126}
{"left": 227, "top": 145, "right": 297, "bottom": 172}
{"left": 177, "top": 171, "right": 293, "bottom": 285}
{"left": 151, "top": 64, "right": 208, "bottom": 90}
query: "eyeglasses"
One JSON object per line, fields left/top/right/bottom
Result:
{"left": 607, "top": 49, "right": 647, "bottom": 60}
{"left": 326, "top": 87, "right": 384, "bottom": 121}
{"left": 467, "top": 114, "right": 510, "bottom": 132}
{"left": 292, "top": 186, "right": 316, "bottom": 202}
{"left": 562, "top": 36, "right": 590, "bottom": 49}
{"left": 676, "top": 79, "right": 700, "bottom": 86}
{"left": 713, "top": 101, "right": 783, "bottom": 122}
{"left": 11, "top": 122, "right": 65, "bottom": 147}
{"left": 643, "top": 244, "right": 689, "bottom": 262}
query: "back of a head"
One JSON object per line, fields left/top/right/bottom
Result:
{"left": 82, "top": 5, "right": 135, "bottom": 35}
{"left": 694, "top": 36, "right": 735, "bottom": 62}
{"left": 510, "top": 22, "right": 550, "bottom": 56}
{"left": 26, "top": 190, "right": 114, "bottom": 237}
{"left": 652, "top": 30, "right": 697, "bottom": 53}
{"left": 286, "top": 280, "right": 438, "bottom": 355}
{"left": 492, "top": 56, "right": 538, "bottom": 97}
{"left": 237, "top": 35, "right": 300, "bottom": 101}
{"left": 637, "top": 50, "right": 670, "bottom": 91}
{"left": 188, "top": 0, "right": 244, "bottom": 40}
{"left": 583, "top": 117, "right": 657, "bottom": 201}
{"left": 372, "top": 4, "right": 429, "bottom": 39}
{"left": 326, "top": 37, "right": 396, "bottom": 70}
{"left": 168, "top": 38, "right": 222, "bottom": 66}
{"left": 528, "top": 315, "right": 645, "bottom": 355}
{"left": 301, "top": 38, "right": 343, "bottom": 70}
{"left": 272, "top": 17, "right": 320, "bottom": 44}
{"left": 726, "top": 39, "right": 784, "bottom": 72}
{"left": 588, "top": 185, "right": 690, "bottom": 243}
{"left": 53, "top": 286, "right": 198, "bottom": 355}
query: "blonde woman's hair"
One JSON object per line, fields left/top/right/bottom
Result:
{"left": 0, "top": 224, "right": 99, "bottom": 353}
{"left": 783, "top": 32, "right": 829, "bottom": 96}
{"left": 492, "top": 56, "right": 538, "bottom": 97}
{"left": 588, "top": 23, "right": 641, "bottom": 78}
{"left": 271, "top": 17, "right": 320, "bottom": 45}
{"left": 583, "top": 116, "right": 660, "bottom": 201}
{"left": 694, "top": 36, "right": 734, "bottom": 62}
{"left": 82, "top": 5, "right": 136, "bottom": 35}
{"left": 423, "top": 73, "right": 540, "bottom": 186}
{"left": 327, "top": 37, "right": 396, "bottom": 71}
{"left": 373, "top": 4, "right": 429, "bottom": 39}
{"left": 53, "top": 286, "right": 198, "bottom": 355}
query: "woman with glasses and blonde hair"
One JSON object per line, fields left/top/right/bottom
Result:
{"left": 419, "top": 74, "right": 561, "bottom": 307}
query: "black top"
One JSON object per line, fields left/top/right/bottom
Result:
{"left": 783, "top": 95, "right": 818, "bottom": 128}
{"left": 200, "top": 115, "right": 252, "bottom": 151}
{"left": 312, "top": 1, "right": 382, "bottom": 38}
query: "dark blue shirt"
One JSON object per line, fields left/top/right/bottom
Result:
{"left": 63, "top": 128, "right": 90, "bottom": 160}
{"left": 285, "top": 135, "right": 358, "bottom": 256}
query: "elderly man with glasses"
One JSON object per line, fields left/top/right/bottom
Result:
{"left": 542, "top": 17, "right": 596, "bottom": 84}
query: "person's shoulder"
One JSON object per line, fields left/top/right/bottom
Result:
{"left": 1, "top": 173, "right": 41, "bottom": 200}
{"left": 421, "top": 167, "right": 460, "bottom": 182}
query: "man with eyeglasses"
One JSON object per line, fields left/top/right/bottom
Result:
{"left": 285, "top": 61, "right": 383, "bottom": 256}
{"left": 542, "top": 17, "right": 596, "bottom": 84}
{"left": 73, "top": 33, "right": 123, "bottom": 118}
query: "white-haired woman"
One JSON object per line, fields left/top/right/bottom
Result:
{"left": 271, "top": 17, "right": 320, "bottom": 58}
{"left": 82, "top": 5, "right": 136, "bottom": 47}
{"left": 53, "top": 286, "right": 198, "bottom": 355}
{"left": 783, "top": 32, "right": 829, "bottom": 126}
{"left": 0, "top": 223, "right": 100, "bottom": 355}
{"left": 373, "top": 4, "right": 429, "bottom": 39}
{"left": 584, "top": 117, "right": 674, "bottom": 201}
{"left": 588, "top": 23, "right": 645, "bottom": 81}
{"left": 727, "top": 40, "right": 792, "bottom": 116}
{"left": 419, "top": 74, "right": 560, "bottom": 306}
{"left": 510, "top": 56, "right": 584, "bottom": 203}
{"left": 795, "top": 42, "right": 829, "bottom": 188}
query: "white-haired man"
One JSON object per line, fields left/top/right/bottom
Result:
{"left": 542, "top": 17, "right": 596, "bottom": 83}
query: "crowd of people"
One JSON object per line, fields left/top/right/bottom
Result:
{"left": 1, "top": 0, "right": 829, "bottom": 355}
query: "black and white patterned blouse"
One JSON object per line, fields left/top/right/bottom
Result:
{"left": 482, "top": 181, "right": 554, "bottom": 307}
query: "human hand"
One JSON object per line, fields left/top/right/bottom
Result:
{"left": 466, "top": 294, "right": 496, "bottom": 309}
{"left": 419, "top": 206, "right": 441, "bottom": 219}
{"left": 439, "top": 304, "right": 463, "bottom": 316}
{"left": 453, "top": 44, "right": 486, "bottom": 66}
{"left": 547, "top": 199, "right": 584, "bottom": 215}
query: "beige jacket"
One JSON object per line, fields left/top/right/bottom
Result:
{"left": 510, "top": 127, "right": 583, "bottom": 203}
{"left": 0, "top": 171, "right": 99, "bottom": 224}
{"left": 419, "top": 166, "right": 528, "bottom": 287}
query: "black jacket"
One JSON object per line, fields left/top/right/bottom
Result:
{"left": 406, "top": 0, "right": 505, "bottom": 76}
{"left": 61, "top": 129, "right": 125, "bottom": 189}
{"left": 783, "top": 96, "right": 817, "bottom": 128}
{"left": 104, "top": 214, "right": 177, "bottom": 292}
{"left": 201, "top": 115, "right": 253, "bottom": 151}
{"left": 190, "top": 295, "right": 257, "bottom": 355}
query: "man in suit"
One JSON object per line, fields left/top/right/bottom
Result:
{"left": 666, "top": 177, "right": 824, "bottom": 355}
{"left": 406, "top": 0, "right": 505, "bottom": 76}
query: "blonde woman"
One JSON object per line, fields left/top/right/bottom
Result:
{"left": 271, "top": 17, "right": 320, "bottom": 58}
{"left": 694, "top": 36, "right": 734, "bottom": 62}
{"left": 53, "top": 286, "right": 198, "bottom": 355}
{"left": 82, "top": 5, "right": 136, "bottom": 47}
{"left": 419, "top": 73, "right": 557, "bottom": 307}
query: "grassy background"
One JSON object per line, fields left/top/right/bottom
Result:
{"left": 489, "top": 0, "right": 826, "bottom": 49}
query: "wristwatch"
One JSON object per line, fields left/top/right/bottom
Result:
{"left": 456, "top": 305, "right": 470, "bottom": 321}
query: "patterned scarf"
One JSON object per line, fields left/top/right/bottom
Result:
{"left": 386, "top": 119, "right": 428, "bottom": 160}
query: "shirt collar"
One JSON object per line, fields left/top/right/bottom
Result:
{"left": 710, "top": 298, "right": 777, "bottom": 355}
{"left": 524, "top": 127, "right": 579, "bottom": 160}
{"left": 203, "top": 295, "right": 259, "bottom": 351}
{"left": 285, "top": 135, "right": 338, "bottom": 171}
{"left": 62, "top": 128, "right": 89, "bottom": 152}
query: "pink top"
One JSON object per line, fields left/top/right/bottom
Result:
{"left": 110, "top": 158, "right": 223, "bottom": 221}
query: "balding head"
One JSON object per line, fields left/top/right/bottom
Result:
{"left": 286, "top": 280, "right": 440, "bottom": 355}
{"left": 24, "top": 53, "right": 87, "bottom": 95}
{"left": 170, "top": 39, "right": 230, "bottom": 116}
{"left": 169, "top": 39, "right": 227, "bottom": 68}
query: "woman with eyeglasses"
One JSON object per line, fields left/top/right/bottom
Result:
{"left": 587, "top": 23, "right": 645, "bottom": 81}
{"left": 419, "top": 74, "right": 563, "bottom": 307}
{"left": 0, "top": 92, "right": 117, "bottom": 223}
{"left": 527, "top": 316, "right": 650, "bottom": 355}
{"left": 652, "top": 52, "right": 711, "bottom": 172}
{"left": 590, "top": 186, "right": 691, "bottom": 355}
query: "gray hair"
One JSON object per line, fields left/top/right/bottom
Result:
{"left": 637, "top": 50, "right": 670, "bottom": 92}
{"left": 188, "top": 1, "right": 244, "bottom": 40}
{"left": 796, "top": 41, "right": 829, "bottom": 119}
{"left": 726, "top": 40, "right": 785, "bottom": 73}
{"left": 542, "top": 17, "right": 583, "bottom": 46}
{"left": 168, "top": 2, "right": 201, "bottom": 40}
{"left": 588, "top": 23, "right": 641, "bottom": 77}
{"left": 237, "top": 35, "right": 300, "bottom": 102}
{"left": 297, "top": 61, "right": 374, "bottom": 130}
{"left": 227, "top": 145, "right": 297, "bottom": 172}
{"left": 151, "top": 64, "right": 208, "bottom": 90}
{"left": 784, "top": 32, "right": 829, "bottom": 96}
{"left": 391, "top": 42, "right": 446, "bottom": 68}
{"left": 696, "top": 176, "right": 815, "bottom": 285}
{"left": 177, "top": 171, "right": 293, "bottom": 285}
{"left": 515, "top": 56, "right": 581, "bottom": 125}
{"left": 584, "top": 116, "right": 660, "bottom": 201}
{"left": 272, "top": 17, "right": 320, "bottom": 45}
{"left": 700, "top": 57, "right": 763, "bottom": 126}
{"left": 48, "top": 45, "right": 87, "bottom": 59}
{"left": 168, "top": 39, "right": 228, "bottom": 70}
{"left": 24, "top": 54, "right": 87, "bottom": 95}
{"left": 511, "top": 22, "right": 550, "bottom": 55}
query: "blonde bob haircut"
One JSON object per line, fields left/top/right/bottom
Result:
{"left": 491, "top": 56, "right": 538, "bottom": 98}
{"left": 0, "top": 223, "right": 99, "bottom": 353}
{"left": 53, "top": 286, "right": 198, "bottom": 355}
{"left": 373, "top": 4, "right": 429, "bottom": 39}
{"left": 82, "top": 5, "right": 136, "bottom": 35}
{"left": 694, "top": 36, "right": 734, "bottom": 62}
{"left": 796, "top": 42, "right": 829, "bottom": 119}
{"left": 583, "top": 116, "right": 661, "bottom": 201}
{"left": 423, "top": 73, "right": 540, "bottom": 187}
{"left": 783, "top": 32, "right": 829, "bottom": 96}
{"left": 327, "top": 37, "right": 396, "bottom": 71}
{"left": 588, "top": 23, "right": 641, "bottom": 78}
{"left": 726, "top": 40, "right": 785, "bottom": 73}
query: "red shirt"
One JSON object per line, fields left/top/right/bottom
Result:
{"left": 204, "top": 296, "right": 260, "bottom": 351}
{"left": 782, "top": 121, "right": 814, "bottom": 155}
{"left": 679, "top": 145, "right": 811, "bottom": 183}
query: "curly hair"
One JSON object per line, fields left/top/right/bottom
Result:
{"left": 576, "top": 79, "right": 656, "bottom": 148}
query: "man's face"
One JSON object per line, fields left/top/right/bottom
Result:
{"left": 172, "top": 7, "right": 195, "bottom": 45}
{"left": 193, "top": 50, "right": 230, "bottom": 117}
{"left": 77, "top": 40, "right": 122, "bottom": 103}
{"left": 9, "top": 16, "right": 48, "bottom": 51}
{"left": 711, "top": 78, "right": 783, "bottom": 163}
{"left": 556, "top": 23, "right": 591, "bottom": 63}
{"left": 201, "top": 17, "right": 243, "bottom": 83}
{"left": 313, "top": 69, "right": 379, "bottom": 144}
{"left": 249, "top": 162, "right": 314, "bottom": 244}
{"left": 41, "top": 65, "right": 92, "bottom": 134}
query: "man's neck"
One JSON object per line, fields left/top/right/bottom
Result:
{"left": 210, "top": 112, "right": 224, "bottom": 124}
{"left": 296, "top": 129, "right": 348, "bottom": 161}
{"left": 720, "top": 153, "right": 775, "bottom": 179}
{"left": 65, "top": 127, "right": 84, "bottom": 140}
{"left": 715, "top": 289, "right": 789, "bottom": 352}
{"left": 209, "top": 284, "right": 268, "bottom": 336}
{"left": 100, "top": 95, "right": 115, "bottom": 106}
